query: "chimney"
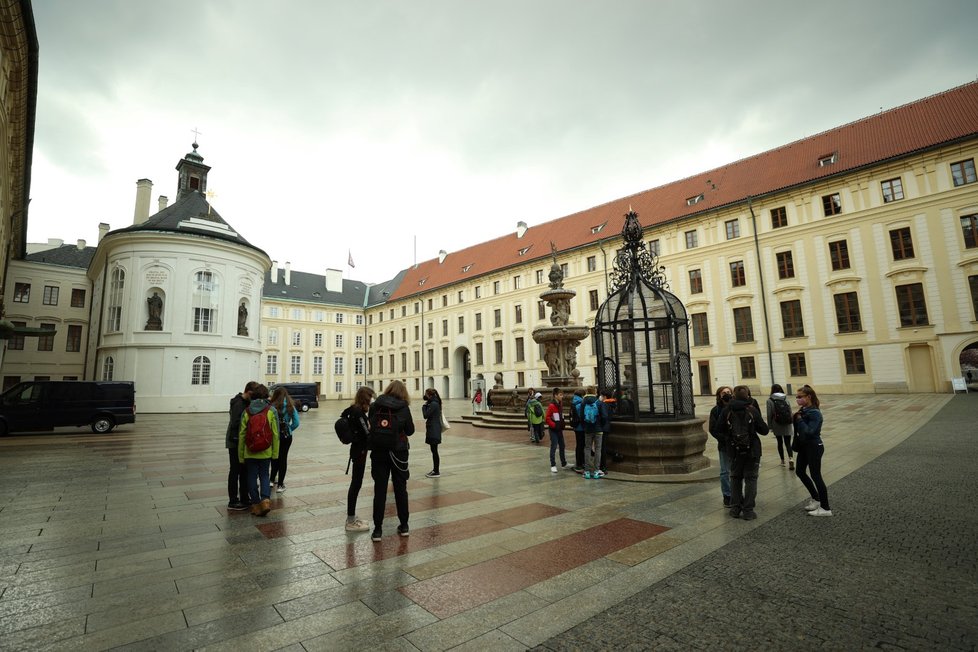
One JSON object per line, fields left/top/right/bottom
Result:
{"left": 158, "top": 195, "right": 168, "bottom": 212}
{"left": 516, "top": 221, "right": 528, "bottom": 238}
{"left": 98, "top": 223, "right": 110, "bottom": 242}
{"left": 76, "top": 239, "right": 86, "bottom": 250}
{"left": 271, "top": 260, "right": 278, "bottom": 283}
{"left": 284, "top": 262, "right": 291, "bottom": 286}
{"left": 438, "top": 250, "right": 447, "bottom": 264}
{"left": 134, "top": 179, "right": 152, "bottom": 224}
{"left": 325, "top": 268, "right": 342, "bottom": 293}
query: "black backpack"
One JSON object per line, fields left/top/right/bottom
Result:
{"left": 368, "top": 405, "right": 399, "bottom": 450}
{"left": 726, "top": 409, "right": 754, "bottom": 454}
{"left": 334, "top": 414, "right": 354, "bottom": 445}
{"left": 771, "top": 397, "right": 792, "bottom": 425}
{"left": 570, "top": 402, "right": 582, "bottom": 428}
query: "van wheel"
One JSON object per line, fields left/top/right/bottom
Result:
{"left": 300, "top": 403, "right": 309, "bottom": 412}
{"left": 92, "top": 416, "right": 115, "bottom": 433}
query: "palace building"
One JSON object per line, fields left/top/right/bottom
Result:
{"left": 4, "top": 81, "right": 978, "bottom": 407}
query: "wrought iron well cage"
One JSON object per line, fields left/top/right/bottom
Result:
{"left": 594, "top": 209, "right": 695, "bottom": 421}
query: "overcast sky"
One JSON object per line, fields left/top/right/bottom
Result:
{"left": 28, "top": 1, "right": 978, "bottom": 284}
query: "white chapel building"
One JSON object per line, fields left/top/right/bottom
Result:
{"left": 85, "top": 144, "right": 271, "bottom": 412}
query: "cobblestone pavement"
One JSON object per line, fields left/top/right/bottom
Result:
{"left": 535, "top": 393, "right": 978, "bottom": 652}
{"left": 0, "top": 393, "right": 967, "bottom": 650}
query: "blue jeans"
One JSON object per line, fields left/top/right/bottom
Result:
{"left": 718, "top": 447, "right": 731, "bottom": 498}
{"left": 245, "top": 458, "right": 271, "bottom": 505}
{"left": 549, "top": 429, "right": 566, "bottom": 466}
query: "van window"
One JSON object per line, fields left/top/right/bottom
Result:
{"left": 4, "top": 383, "right": 42, "bottom": 405}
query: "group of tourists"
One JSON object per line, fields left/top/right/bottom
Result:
{"left": 224, "top": 381, "right": 300, "bottom": 517}
{"left": 526, "top": 385, "right": 612, "bottom": 479}
{"left": 226, "top": 378, "right": 831, "bottom": 532}
{"left": 708, "top": 383, "right": 832, "bottom": 520}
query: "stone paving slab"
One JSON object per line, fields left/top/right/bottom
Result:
{"left": 534, "top": 393, "right": 978, "bottom": 651}
{"left": 0, "top": 393, "right": 962, "bottom": 650}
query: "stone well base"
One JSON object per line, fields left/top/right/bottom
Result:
{"left": 606, "top": 418, "right": 709, "bottom": 476}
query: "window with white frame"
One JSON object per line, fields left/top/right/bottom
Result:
{"left": 336, "top": 313, "right": 344, "bottom": 324}
{"left": 191, "top": 356, "right": 211, "bottom": 385}
{"left": 43, "top": 286, "right": 59, "bottom": 306}
{"left": 108, "top": 268, "right": 125, "bottom": 331}
{"left": 290, "top": 355, "right": 301, "bottom": 374}
{"left": 192, "top": 271, "right": 218, "bottom": 333}
{"left": 314, "top": 332, "right": 323, "bottom": 347}
{"left": 314, "top": 310, "right": 324, "bottom": 321}
{"left": 335, "top": 333, "right": 344, "bottom": 347}
{"left": 313, "top": 355, "right": 323, "bottom": 375}
{"left": 335, "top": 381, "right": 343, "bottom": 393}
{"left": 291, "top": 331, "right": 301, "bottom": 346}
{"left": 355, "top": 334, "right": 363, "bottom": 349}
{"left": 355, "top": 357, "right": 364, "bottom": 374}
{"left": 291, "top": 308, "right": 303, "bottom": 320}
{"left": 334, "top": 356, "right": 344, "bottom": 374}
{"left": 355, "top": 314, "right": 363, "bottom": 325}
{"left": 266, "top": 354, "right": 278, "bottom": 374}
{"left": 102, "top": 356, "right": 114, "bottom": 381}
{"left": 269, "top": 306, "right": 279, "bottom": 318}
{"left": 268, "top": 329, "right": 279, "bottom": 345}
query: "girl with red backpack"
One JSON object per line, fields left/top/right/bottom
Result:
{"left": 237, "top": 384, "right": 280, "bottom": 516}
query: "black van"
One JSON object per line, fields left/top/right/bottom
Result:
{"left": 0, "top": 380, "right": 136, "bottom": 435}
{"left": 270, "top": 382, "right": 319, "bottom": 411}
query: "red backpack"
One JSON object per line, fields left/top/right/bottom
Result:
{"left": 245, "top": 405, "right": 274, "bottom": 453}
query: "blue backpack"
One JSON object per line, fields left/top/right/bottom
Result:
{"left": 584, "top": 400, "right": 599, "bottom": 425}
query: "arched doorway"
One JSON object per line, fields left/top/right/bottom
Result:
{"left": 453, "top": 346, "right": 471, "bottom": 398}
{"left": 960, "top": 341, "right": 978, "bottom": 388}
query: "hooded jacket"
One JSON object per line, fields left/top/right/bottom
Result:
{"left": 526, "top": 397, "right": 545, "bottom": 425}
{"left": 369, "top": 393, "right": 415, "bottom": 452}
{"left": 238, "top": 398, "right": 281, "bottom": 462}
{"left": 225, "top": 393, "right": 249, "bottom": 449}
{"left": 571, "top": 394, "right": 586, "bottom": 433}
{"left": 422, "top": 396, "right": 443, "bottom": 444}
{"left": 765, "top": 392, "right": 793, "bottom": 438}
{"left": 581, "top": 394, "right": 609, "bottom": 434}
{"left": 719, "top": 398, "right": 769, "bottom": 458}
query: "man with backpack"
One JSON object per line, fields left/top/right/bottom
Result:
{"left": 570, "top": 388, "right": 587, "bottom": 472}
{"left": 581, "top": 386, "right": 609, "bottom": 479}
{"left": 720, "top": 385, "right": 769, "bottom": 520}
{"left": 237, "top": 384, "right": 280, "bottom": 517}
{"left": 525, "top": 391, "right": 546, "bottom": 443}
{"left": 225, "top": 381, "right": 258, "bottom": 511}
{"left": 766, "top": 384, "right": 795, "bottom": 470}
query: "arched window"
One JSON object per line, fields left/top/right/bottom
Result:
{"left": 107, "top": 268, "right": 125, "bottom": 331}
{"left": 192, "top": 271, "right": 219, "bottom": 332}
{"left": 191, "top": 355, "right": 211, "bottom": 385}
{"left": 102, "top": 356, "right": 114, "bottom": 381}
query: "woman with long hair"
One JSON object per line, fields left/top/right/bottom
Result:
{"left": 794, "top": 385, "right": 832, "bottom": 516}
{"left": 269, "top": 386, "right": 299, "bottom": 493}
{"left": 767, "top": 384, "right": 794, "bottom": 470}
{"left": 708, "top": 385, "right": 734, "bottom": 507}
{"left": 368, "top": 380, "right": 415, "bottom": 540}
{"left": 341, "top": 386, "right": 375, "bottom": 531}
{"left": 422, "top": 388, "right": 443, "bottom": 478}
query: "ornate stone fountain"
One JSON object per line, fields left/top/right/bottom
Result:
{"left": 532, "top": 242, "right": 590, "bottom": 388}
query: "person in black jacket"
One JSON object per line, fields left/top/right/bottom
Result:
{"left": 708, "top": 385, "right": 734, "bottom": 508}
{"left": 719, "top": 385, "right": 769, "bottom": 520}
{"left": 225, "top": 381, "right": 258, "bottom": 511}
{"left": 341, "top": 386, "right": 375, "bottom": 532}
{"left": 422, "top": 388, "right": 443, "bottom": 478}
{"left": 368, "top": 380, "right": 415, "bottom": 541}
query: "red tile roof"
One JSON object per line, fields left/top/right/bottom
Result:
{"left": 388, "top": 81, "right": 978, "bottom": 302}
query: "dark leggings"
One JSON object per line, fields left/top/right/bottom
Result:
{"left": 347, "top": 447, "right": 367, "bottom": 517}
{"left": 429, "top": 443, "right": 440, "bottom": 474}
{"left": 371, "top": 449, "right": 409, "bottom": 529}
{"left": 795, "top": 443, "right": 830, "bottom": 510}
{"left": 227, "top": 448, "right": 248, "bottom": 504}
{"left": 775, "top": 435, "right": 793, "bottom": 461}
{"left": 270, "top": 436, "right": 292, "bottom": 486}
{"left": 574, "top": 429, "right": 585, "bottom": 468}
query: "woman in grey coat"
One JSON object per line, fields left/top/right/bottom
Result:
{"left": 766, "top": 384, "right": 794, "bottom": 470}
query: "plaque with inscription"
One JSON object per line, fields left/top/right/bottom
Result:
{"left": 146, "top": 269, "right": 168, "bottom": 286}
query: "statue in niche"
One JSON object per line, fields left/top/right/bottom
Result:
{"left": 550, "top": 299, "right": 570, "bottom": 327}
{"left": 145, "top": 292, "right": 163, "bottom": 330}
{"left": 237, "top": 302, "right": 248, "bottom": 336}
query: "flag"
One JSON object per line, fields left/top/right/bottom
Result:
{"left": 348, "top": 250, "right": 355, "bottom": 268}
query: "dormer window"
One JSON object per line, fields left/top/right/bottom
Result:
{"left": 818, "top": 153, "right": 838, "bottom": 167}
{"left": 518, "top": 246, "right": 531, "bottom": 256}
{"left": 687, "top": 194, "right": 704, "bottom": 206}
{"left": 418, "top": 278, "right": 427, "bottom": 287}
{"left": 462, "top": 264, "right": 472, "bottom": 272}
{"left": 591, "top": 222, "right": 607, "bottom": 234}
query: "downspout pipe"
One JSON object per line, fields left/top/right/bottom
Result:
{"left": 747, "top": 197, "right": 776, "bottom": 387}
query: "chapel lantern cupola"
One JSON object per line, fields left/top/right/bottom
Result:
{"left": 175, "top": 142, "right": 211, "bottom": 200}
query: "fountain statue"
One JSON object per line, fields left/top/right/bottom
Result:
{"left": 531, "top": 242, "right": 590, "bottom": 387}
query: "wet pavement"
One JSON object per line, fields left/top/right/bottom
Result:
{"left": 0, "top": 392, "right": 971, "bottom": 651}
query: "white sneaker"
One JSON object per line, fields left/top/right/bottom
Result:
{"left": 803, "top": 499, "right": 819, "bottom": 511}
{"left": 808, "top": 507, "right": 833, "bottom": 517}
{"left": 345, "top": 519, "right": 370, "bottom": 532}
{"left": 551, "top": 466, "right": 558, "bottom": 473}
{"left": 277, "top": 484, "right": 286, "bottom": 493}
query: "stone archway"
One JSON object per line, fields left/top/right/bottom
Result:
{"left": 960, "top": 340, "right": 978, "bottom": 387}
{"left": 452, "top": 346, "right": 471, "bottom": 398}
